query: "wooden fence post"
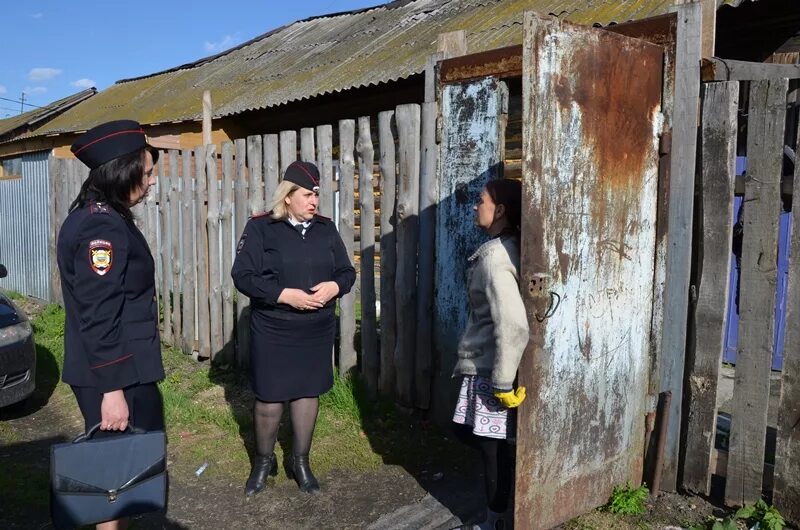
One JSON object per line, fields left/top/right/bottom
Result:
{"left": 725, "top": 78, "right": 787, "bottom": 507}
{"left": 181, "top": 149, "right": 196, "bottom": 355}
{"left": 234, "top": 138, "right": 250, "bottom": 368}
{"left": 247, "top": 135, "right": 264, "bottom": 216}
{"left": 378, "top": 111, "right": 397, "bottom": 398}
{"left": 394, "top": 104, "right": 421, "bottom": 407}
{"left": 280, "top": 130, "right": 297, "bottom": 175}
{"left": 338, "top": 119, "right": 357, "bottom": 375}
{"left": 775, "top": 86, "right": 800, "bottom": 524}
{"left": 358, "top": 116, "right": 378, "bottom": 396}
{"left": 221, "top": 142, "right": 236, "bottom": 362}
{"left": 169, "top": 150, "right": 182, "bottom": 344}
{"left": 158, "top": 153, "right": 173, "bottom": 344}
{"left": 206, "top": 145, "right": 224, "bottom": 360}
{"left": 301, "top": 127, "right": 316, "bottom": 163}
{"left": 682, "top": 81, "right": 737, "bottom": 494}
{"left": 317, "top": 125, "right": 334, "bottom": 219}
{"left": 263, "top": 134, "right": 280, "bottom": 206}
{"left": 195, "top": 145, "right": 211, "bottom": 359}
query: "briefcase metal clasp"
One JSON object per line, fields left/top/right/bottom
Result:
{"left": 107, "top": 490, "right": 118, "bottom": 503}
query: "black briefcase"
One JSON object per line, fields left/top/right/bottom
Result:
{"left": 50, "top": 423, "right": 167, "bottom": 529}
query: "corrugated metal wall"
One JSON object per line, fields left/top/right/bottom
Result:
{"left": 0, "top": 151, "right": 51, "bottom": 300}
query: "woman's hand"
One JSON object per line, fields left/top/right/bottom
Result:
{"left": 278, "top": 288, "right": 325, "bottom": 311}
{"left": 310, "top": 281, "right": 340, "bottom": 305}
{"left": 101, "top": 390, "right": 129, "bottom": 431}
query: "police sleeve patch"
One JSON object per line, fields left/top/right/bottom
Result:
{"left": 89, "top": 239, "right": 113, "bottom": 275}
{"left": 236, "top": 233, "right": 247, "bottom": 254}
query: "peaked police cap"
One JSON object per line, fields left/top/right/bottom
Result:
{"left": 283, "top": 161, "right": 321, "bottom": 192}
{"left": 71, "top": 119, "right": 158, "bottom": 170}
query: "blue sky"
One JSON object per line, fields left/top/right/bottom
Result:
{"left": 0, "top": 0, "right": 381, "bottom": 118}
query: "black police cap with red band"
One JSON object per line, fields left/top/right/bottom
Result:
{"left": 283, "top": 161, "right": 321, "bottom": 192}
{"left": 71, "top": 119, "right": 158, "bottom": 170}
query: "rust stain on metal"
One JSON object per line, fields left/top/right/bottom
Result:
{"left": 440, "top": 45, "right": 523, "bottom": 84}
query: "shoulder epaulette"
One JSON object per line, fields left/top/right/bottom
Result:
{"left": 89, "top": 202, "right": 110, "bottom": 215}
{"left": 314, "top": 214, "right": 331, "bottom": 222}
{"left": 250, "top": 211, "right": 271, "bottom": 219}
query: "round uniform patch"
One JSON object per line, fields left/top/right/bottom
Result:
{"left": 236, "top": 233, "right": 247, "bottom": 254}
{"left": 89, "top": 239, "right": 113, "bottom": 275}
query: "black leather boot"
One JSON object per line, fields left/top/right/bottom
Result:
{"left": 244, "top": 453, "right": 276, "bottom": 497}
{"left": 287, "top": 454, "right": 320, "bottom": 494}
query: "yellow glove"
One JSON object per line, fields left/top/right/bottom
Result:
{"left": 493, "top": 386, "right": 526, "bottom": 408}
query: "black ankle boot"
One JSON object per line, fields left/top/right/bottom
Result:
{"left": 287, "top": 454, "right": 320, "bottom": 494}
{"left": 244, "top": 453, "right": 276, "bottom": 497}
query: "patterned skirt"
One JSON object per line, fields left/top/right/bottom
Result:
{"left": 452, "top": 375, "right": 512, "bottom": 440}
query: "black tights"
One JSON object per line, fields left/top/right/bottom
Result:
{"left": 253, "top": 397, "right": 319, "bottom": 457}
{"left": 454, "top": 424, "right": 513, "bottom": 513}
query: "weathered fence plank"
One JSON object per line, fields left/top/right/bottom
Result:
{"left": 415, "top": 100, "right": 437, "bottom": 409}
{"left": 301, "top": 127, "right": 315, "bottom": 163}
{"left": 394, "top": 104, "right": 421, "bottom": 407}
{"left": 158, "top": 154, "right": 173, "bottom": 344}
{"left": 338, "top": 119, "right": 357, "bottom": 375}
{"left": 317, "top": 125, "right": 334, "bottom": 218}
{"left": 726, "top": 78, "right": 788, "bottom": 507}
{"left": 358, "top": 116, "right": 378, "bottom": 396}
{"left": 247, "top": 135, "right": 264, "bottom": 216}
{"left": 378, "top": 111, "right": 397, "bottom": 398}
{"left": 48, "top": 156, "right": 63, "bottom": 304}
{"left": 659, "top": 2, "right": 703, "bottom": 489}
{"left": 222, "top": 142, "right": 236, "bottom": 362}
{"left": 168, "top": 150, "right": 182, "bottom": 343}
{"left": 181, "top": 149, "right": 196, "bottom": 354}
{"left": 263, "top": 134, "right": 280, "bottom": 206}
{"left": 206, "top": 145, "right": 224, "bottom": 360}
{"left": 280, "top": 130, "right": 297, "bottom": 175}
{"left": 234, "top": 138, "right": 250, "bottom": 367}
{"left": 775, "top": 87, "right": 800, "bottom": 524}
{"left": 195, "top": 145, "right": 211, "bottom": 359}
{"left": 682, "top": 81, "right": 738, "bottom": 494}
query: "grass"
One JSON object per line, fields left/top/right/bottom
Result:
{"left": 7, "top": 301, "right": 464, "bottom": 486}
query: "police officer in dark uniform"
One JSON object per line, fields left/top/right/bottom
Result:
{"left": 57, "top": 119, "right": 165, "bottom": 449}
{"left": 232, "top": 161, "right": 355, "bottom": 496}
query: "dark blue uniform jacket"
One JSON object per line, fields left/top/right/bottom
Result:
{"left": 57, "top": 201, "right": 164, "bottom": 392}
{"left": 231, "top": 214, "right": 355, "bottom": 318}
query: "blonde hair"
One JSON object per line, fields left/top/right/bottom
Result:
{"left": 268, "top": 180, "right": 300, "bottom": 219}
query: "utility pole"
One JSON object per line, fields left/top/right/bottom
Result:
{"left": 19, "top": 92, "right": 25, "bottom": 114}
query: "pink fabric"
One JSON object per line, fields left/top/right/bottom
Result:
{"left": 452, "top": 375, "right": 509, "bottom": 439}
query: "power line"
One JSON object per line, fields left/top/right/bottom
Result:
{"left": 0, "top": 96, "right": 46, "bottom": 110}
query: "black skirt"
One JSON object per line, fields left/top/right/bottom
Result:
{"left": 249, "top": 309, "right": 335, "bottom": 402}
{"left": 71, "top": 383, "right": 165, "bottom": 433}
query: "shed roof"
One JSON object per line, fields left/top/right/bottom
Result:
{"left": 36, "top": 0, "right": 750, "bottom": 136}
{"left": 0, "top": 89, "right": 96, "bottom": 143}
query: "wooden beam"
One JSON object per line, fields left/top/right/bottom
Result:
{"left": 682, "top": 81, "right": 738, "bottom": 495}
{"left": 658, "top": 1, "right": 702, "bottom": 491}
{"left": 202, "top": 90, "right": 212, "bottom": 146}
{"left": 701, "top": 0, "right": 716, "bottom": 59}
{"left": 702, "top": 58, "right": 800, "bottom": 82}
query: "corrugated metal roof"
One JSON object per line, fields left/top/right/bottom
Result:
{"left": 0, "top": 89, "right": 95, "bottom": 143}
{"left": 36, "top": 0, "right": 751, "bottom": 136}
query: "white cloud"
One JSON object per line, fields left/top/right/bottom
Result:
{"left": 0, "top": 85, "right": 6, "bottom": 95}
{"left": 204, "top": 34, "right": 240, "bottom": 53}
{"left": 28, "top": 67, "right": 62, "bottom": 82}
{"left": 24, "top": 86, "right": 47, "bottom": 95}
{"left": 32, "top": 13, "right": 43, "bottom": 19}
{"left": 70, "top": 78, "right": 96, "bottom": 89}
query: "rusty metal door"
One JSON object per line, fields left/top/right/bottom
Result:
{"left": 516, "top": 12, "right": 664, "bottom": 529}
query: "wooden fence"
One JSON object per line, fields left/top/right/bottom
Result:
{"left": 48, "top": 103, "right": 436, "bottom": 408}
{"left": 682, "top": 77, "right": 800, "bottom": 518}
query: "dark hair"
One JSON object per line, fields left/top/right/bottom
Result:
{"left": 69, "top": 147, "right": 158, "bottom": 220}
{"left": 485, "top": 178, "right": 522, "bottom": 232}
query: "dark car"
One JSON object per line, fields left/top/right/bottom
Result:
{"left": 0, "top": 264, "right": 36, "bottom": 407}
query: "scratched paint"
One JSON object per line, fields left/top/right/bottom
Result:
{"left": 516, "top": 13, "right": 663, "bottom": 529}
{"left": 433, "top": 77, "right": 508, "bottom": 404}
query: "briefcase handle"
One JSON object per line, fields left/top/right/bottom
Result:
{"left": 73, "top": 423, "right": 147, "bottom": 443}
